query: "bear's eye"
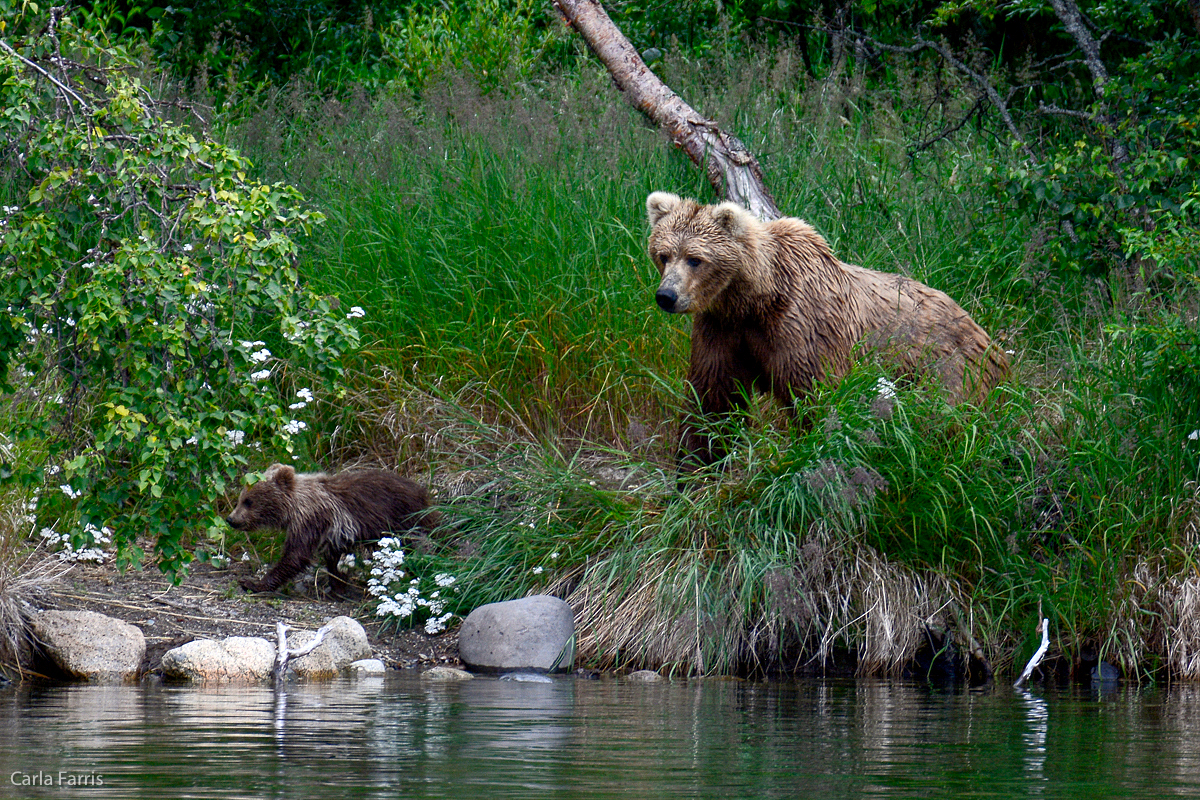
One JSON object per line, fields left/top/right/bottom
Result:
{"left": 242, "top": 499, "right": 253, "bottom": 509}
{"left": 656, "top": 252, "right": 669, "bottom": 266}
{"left": 686, "top": 257, "right": 702, "bottom": 269}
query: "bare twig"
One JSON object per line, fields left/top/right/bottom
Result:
{"left": 850, "top": 30, "right": 1036, "bottom": 163}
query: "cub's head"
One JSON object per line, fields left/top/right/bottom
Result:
{"left": 645, "top": 191, "right": 758, "bottom": 315}
{"left": 224, "top": 463, "right": 295, "bottom": 531}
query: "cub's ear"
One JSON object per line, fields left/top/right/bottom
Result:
{"left": 711, "top": 201, "right": 753, "bottom": 238}
{"left": 270, "top": 464, "right": 296, "bottom": 491}
{"left": 646, "top": 192, "right": 682, "bottom": 227}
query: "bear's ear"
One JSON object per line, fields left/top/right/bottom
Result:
{"left": 646, "top": 192, "right": 682, "bottom": 227}
{"left": 711, "top": 202, "right": 752, "bottom": 238}
{"left": 270, "top": 464, "right": 296, "bottom": 492}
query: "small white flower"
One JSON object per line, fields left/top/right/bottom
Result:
{"left": 250, "top": 348, "right": 272, "bottom": 364}
{"left": 283, "top": 419, "right": 307, "bottom": 435}
{"left": 60, "top": 484, "right": 81, "bottom": 499}
{"left": 550, "top": 552, "right": 559, "bottom": 560}
{"left": 1189, "top": 430, "right": 1200, "bottom": 442}
{"left": 183, "top": 243, "right": 194, "bottom": 252}
{"left": 875, "top": 378, "right": 897, "bottom": 400}
{"left": 296, "top": 387, "right": 314, "bottom": 403}
{"left": 434, "top": 573, "right": 456, "bottom": 588}
{"left": 288, "top": 401, "right": 307, "bottom": 410}
{"left": 225, "top": 429, "right": 246, "bottom": 446}
{"left": 532, "top": 566, "right": 544, "bottom": 575}
{"left": 250, "top": 369, "right": 271, "bottom": 382}
{"left": 346, "top": 306, "right": 366, "bottom": 319}
{"left": 185, "top": 435, "right": 199, "bottom": 445}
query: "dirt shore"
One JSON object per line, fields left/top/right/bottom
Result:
{"left": 26, "top": 555, "right": 463, "bottom": 676}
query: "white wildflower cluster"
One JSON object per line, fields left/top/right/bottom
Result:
{"left": 875, "top": 377, "right": 898, "bottom": 400}
{"left": 60, "top": 483, "right": 81, "bottom": 500}
{"left": 282, "top": 419, "right": 307, "bottom": 436}
{"left": 14, "top": 490, "right": 39, "bottom": 529}
{"left": 40, "top": 523, "right": 113, "bottom": 562}
{"left": 346, "top": 306, "right": 366, "bottom": 320}
{"left": 225, "top": 429, "right": 246, "bottom": 447}
{"left": 250, "top": 369, "right": 272, "bottom": 382}
{"left": 365, "top": 538, "right": 458, "bottom": 634}
{"left": 289, "top": 387, "right": 314, "bottom": 410}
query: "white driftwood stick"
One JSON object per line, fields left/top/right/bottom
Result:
{"left": 1013, "top": 618, "right": 1050, "bottom": 688}
{"left": 274, "top": 621, "right": 332, "bottom": 683}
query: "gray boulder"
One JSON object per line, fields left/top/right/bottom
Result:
{"left": 458, "top": 595, "right": 574, "bottom": 673}
{"left": 288, "top": 617, "right": 372, "bottom": 679}
{"left": 29, "top": 610, "right": 145, "bottom": 682}
{"left": 161, "top": 636, "right": 276, "bottom": 682}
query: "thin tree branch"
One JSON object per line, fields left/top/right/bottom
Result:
{"left": 1047, "top": 0, "right": 1109, "bottom": 96}
{"left": 854, "top": 31, "right": 1036, "bottom": 163}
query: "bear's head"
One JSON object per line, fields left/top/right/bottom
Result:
{"left": 645, "top": 191, "right": 759, "bottom": 315}
{"left": 225, "top": 463, "right": 295, "bottom": 531}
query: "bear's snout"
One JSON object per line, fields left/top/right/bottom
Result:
{"left": 656, "top": 288, "right": 679, "bottom": 313}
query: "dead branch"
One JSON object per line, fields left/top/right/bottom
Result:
{"left": 1013, "top": 617, "right": 1050, "bottom": 687}
{"left": 552, "top": 0, "right": 781, "bottom": 220}
{"left": 1047, "top": 0, "right": 1109, "bottom": 96}
{"left": 274, "top": 620, "right": 331, "bottom": 683}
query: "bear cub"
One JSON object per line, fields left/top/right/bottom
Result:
{"left": 227, "top": 463, "right": 440, "bottom": 595}
{"left": 646, "top": 191, "right": 1010, "bottom": 467}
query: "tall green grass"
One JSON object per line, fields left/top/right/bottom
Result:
{"left": 219, "top": 52, "right": 1200, "bottom": 680}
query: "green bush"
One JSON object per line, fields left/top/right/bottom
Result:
{"left": 0, "top": 6, "right": 359, "bottom": 578}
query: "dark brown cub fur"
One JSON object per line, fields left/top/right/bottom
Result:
{"left": 226, "top": 463, "right": 440, "bottom": 595}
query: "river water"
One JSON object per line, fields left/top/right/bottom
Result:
{"left": 3, "top": 674, "right": 1199, "bottom": 799}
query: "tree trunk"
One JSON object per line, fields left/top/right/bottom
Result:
{"left": 552, "top": 0, "right": 781, "bottom": 220}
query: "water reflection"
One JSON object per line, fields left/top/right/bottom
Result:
{"left": 1016, "top": 688, "right": 1048, "bottom": 791}
{"left": 5, "top": 677, "right": 1200, "bottom": 798}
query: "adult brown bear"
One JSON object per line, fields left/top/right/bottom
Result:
{"left": 227, "top": 464, "right": 440, "bottom": 595}
{"left": 645, "top": 191, "right": 1009, "bottom": 467}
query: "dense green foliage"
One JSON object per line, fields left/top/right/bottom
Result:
{"left": 0, "top": 5, "right": 358, "bottom": 576}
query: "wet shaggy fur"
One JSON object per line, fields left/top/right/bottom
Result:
{"left": 227, "top": 464, "right": 440, "bottom": 594}
{"left": 646, "top": 191, "right": 1010, "bottom": 466}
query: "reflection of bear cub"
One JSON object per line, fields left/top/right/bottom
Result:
{"left": 227, "top": 463, "right": 440, "bottom": 594}
{"left": 646, "top": 191, "right": 1010, "bottom": 466}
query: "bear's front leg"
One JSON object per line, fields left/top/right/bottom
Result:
{"left": 678, "top": 324, "right": 756, "bottom": 471}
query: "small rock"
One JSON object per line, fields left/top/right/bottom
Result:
{"left": 499, "top": 672, "right": 553, "bottom": 683}
{"left": 348, "top": 658, "right": 387, "bottom": 675}
{"left": 458, "top": 595, "right": 574, "bottom": 673}
{"left": 422, "top": 666, "right": 474, "bottom": 681}
{"left": 161, "top": 636, "right": 275, "bottom": 682}
{"left": 626, "top": 669, "right": 663, "bottom": 683}
{"left": 289, "top": 616, "right": 371, "bottom": 679}
{"left": 30, "top": 610, "right": 145, "bottom": 682}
